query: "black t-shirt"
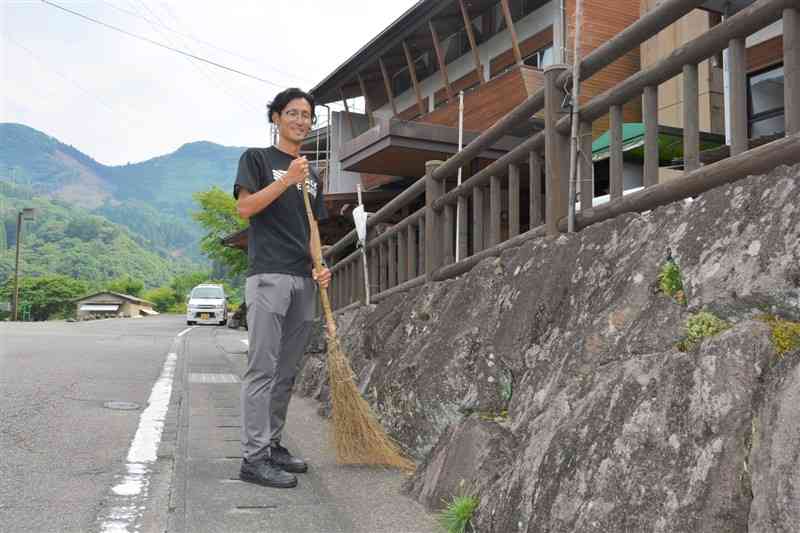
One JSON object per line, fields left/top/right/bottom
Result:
{"left": 233, "top": 146, "right": 327, "bottom": 278}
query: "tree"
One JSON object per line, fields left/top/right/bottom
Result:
{"left": 106, "top": 275, "right": 144, "bottom": 297}
{"left": 192, "top": 187, "right": 247, "bottom": 278}
{"left": 0, "top": 274, "right": 89, "bottom": 321}
{"left": 141, "top": 286, "right": 177, "bottom": 313}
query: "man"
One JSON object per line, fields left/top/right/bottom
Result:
{"left": 234, "top": 87, "right": 331, "bottom": 489}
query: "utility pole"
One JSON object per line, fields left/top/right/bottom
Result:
{"left": 12, "top": 208, "right": 35, "bottom": 321}
{"left": 567, "top": 0, "right": 584, "bottom": 233}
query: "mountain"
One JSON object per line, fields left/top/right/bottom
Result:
{"left": 0, "top": 123, "right": 248, "bottom": 260}
{"left": 0, "top": 181, "right": 194, "bottom": 289}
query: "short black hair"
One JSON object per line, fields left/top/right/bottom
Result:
{"left": 267, "top": 88, "right": 316, "bottom": 124}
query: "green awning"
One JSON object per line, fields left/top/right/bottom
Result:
{"left": 591, "top": 123, "right": 725, "bottom": 164}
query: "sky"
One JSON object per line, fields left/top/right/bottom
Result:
{"left": 0, "top": 0, "right": 418, "bottom": 166}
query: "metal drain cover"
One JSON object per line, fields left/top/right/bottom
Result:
{"left": 104, "top": 401, "right": 141, "bottom": 410}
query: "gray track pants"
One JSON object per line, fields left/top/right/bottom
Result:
{"left": 241, "top": 273, "right": 316, "bottom": 462}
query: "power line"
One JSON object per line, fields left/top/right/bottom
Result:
{"left": 97, "top": 0, "right": 314, "bottom": 86}
{"left": 39, "top": 0, "right": 285, "bottom": 88}
{"left": 127, "top": 0, "right": 263, "bottom": 115}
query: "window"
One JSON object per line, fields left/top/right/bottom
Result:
{"left": 192, "top": 286, "right": 224, "bottom": 299}
{"left": 748, "top": 65, "right": 785, "bottom": 138}
{"left": 523, "top": 44, "right": 553, "bottom": 70}
{"left": 392, "top": 52, "right": 433, "bottom": 96}
{"left": 440, "top": 15, "right": 484, "bottom": 65}
{"left": 492, "top": 0, "right": 542, "bottom": 34}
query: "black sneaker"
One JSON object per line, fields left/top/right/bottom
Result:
{"left": 270, "top": 443, "right": 308, "bottom": 474}
{"left": 239, "top": 457, "right": 297, "bottom": 488}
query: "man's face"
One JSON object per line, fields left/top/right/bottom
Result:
{"left": 274, "top": 97, "right": 313, "bottom": 144}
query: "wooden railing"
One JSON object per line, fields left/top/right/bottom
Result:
{"left": 325, "top": 0, "right": 800, "bottom": 311}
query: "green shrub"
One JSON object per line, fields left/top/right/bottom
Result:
{"left": 677, "top": 311, "right": 731, "bottom": 351}
{"left": 658, "top": 260, "right": 686, "bottom": 305}
{"left": 438, "top": 494, "right": 478, "bottom": 533}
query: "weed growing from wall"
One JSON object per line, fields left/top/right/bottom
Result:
{"left": 677, "top": 311, "right": 731, "bottom": 351}
{"left": 758, "top": 314, "right": 800, "bottom": 361}
{"left": 438, "top": 492, "right": 479, "bottom": 533}
{"left": 658, "top": 254, "right": 686, "bottom": 305}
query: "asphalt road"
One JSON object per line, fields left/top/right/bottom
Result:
{"left": 0, "top": 315, "right": 188, "bottom": 533}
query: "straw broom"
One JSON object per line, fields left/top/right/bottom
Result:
{"left": 301, "top": 180, "right": 415, "bottom": 470}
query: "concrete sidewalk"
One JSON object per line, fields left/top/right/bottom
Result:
{"left": 166, "top": 325, "right": 437, "bottom": 533}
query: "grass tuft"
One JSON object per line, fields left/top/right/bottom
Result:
{"left": 438, "top": 494, "right": 479, "bottom": 533}
{"left": 677, "top": 311, "right": 731, "bottom": 352}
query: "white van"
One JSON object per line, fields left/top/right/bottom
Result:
{"left": 186, "top": 283, "right": 228, "bottom": 325}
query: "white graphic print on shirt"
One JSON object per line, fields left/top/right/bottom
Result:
{"left": 273, "top": 169, "right": 318, "bottom": 198}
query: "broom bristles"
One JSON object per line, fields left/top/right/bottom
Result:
{"left": 326, "top": 335, "right": 416, "bottom": 470}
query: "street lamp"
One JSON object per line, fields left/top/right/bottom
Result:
{"left": 12, "top": 207, "right": 35, "bottom": 321}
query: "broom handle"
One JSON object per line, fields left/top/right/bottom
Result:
{"left": 301, "top": 179, "right": 337, "bottom": 340}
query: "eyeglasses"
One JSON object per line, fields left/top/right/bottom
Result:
{"left": 283, "top": 109, "right": 313, "bottom": 123}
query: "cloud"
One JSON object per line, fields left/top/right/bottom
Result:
{"left": 1, "top": 0, "right": 417, "bottom": 165}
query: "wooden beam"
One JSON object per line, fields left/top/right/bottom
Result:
{"left": 500, "top": 0, "right": 523, "bottom": 66}
{"left": 338, "top": 87, "right": 356, "bottom": 138}
{"left": 429, "top": 20, "right": 453, "bottom": 101}
{"left": 378, "top": 57, "right": 398, "bottom": 117}
{"left": 402, "top": 41, "right": 426, "bottom": 116}
{"left": 356, "top": 72, "right": 374, "bottom": 128}
{"left": 458, "top": 0, "right": 485, "bottom": 84}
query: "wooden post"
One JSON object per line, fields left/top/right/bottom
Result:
{"left": 458, "top": 0, "right": 485, "bottom": 84}
{"left": 379, "top": 57, "right": 398, "bottom": 117}
{"left": 418, "top": 218, "right": 425, "bottom": 275}
{"left": 355, "top": 256, "right": 364, "bottom": 304}
{"left": 643, "top": 85, "right": 659, "bottom": 187}
{"left": 398, "top": 226, "right": 407, "bottom": 283}
{"left": 544, "top": 64, "right": 570, "bottom": 235}
{"left": 683, "top": 63, "right": 700, "bottom": 172}
{"left": 425, "top": 160, "right": 445, "bottom": 280}
{"left": 356, "top": 72, "right": 375, "bottom": 128}
{"left": 508, "top": 163, "right": 520, "bottom": 238}
{"left": 529, "top": 151, "right": 543, "bottom": 228}
{"left": 490, "top": 174, "right": 501, "bottom": 246}
{"left": 785, "top": 8, "right": 800, "bottom": 135}
{"left": 457, "top": 195, "right": 468, "bottom": 261}
{"left": 609, "top": 104, "right": 624, "bottom": 200}
{"left": 473, "top": 186, "right": 484, "bottom": 253}
{"left": 407, "top": 224, "right": 417, "bottom": 278}
{"left": 339, "top": 87, "right": 356, "bottom": 138}
{"left": 429, "top": 20, "right": 454, "bottom": 101}
{"left": 729, "top": 38, "right": 748, "bottom": 156}
{"left": 444, "top": 203, "right": 455, "bottom": 265}
{"left": 379, "top": 242, "right": 387, "bottom": 293}
{"left": 369, "top": 247, "right": 379, "bottom": 299}
{"left": 500, "top": 0, "right": 523, "bottom": 66}
{"left": 388, "top": 235, "right": 397, "bottom": 289}
{"left": 579, "top": 121, "right": 593, "bottom": 209}
{"left": 403, "top": 41, "right": 426, "bottom": 116}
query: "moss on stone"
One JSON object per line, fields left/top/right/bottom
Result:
{"left": 677, "top": 311, "right": 731, "bottom": 352}
{"left": 758, "top": 315, "right": 800, "bottom": 359}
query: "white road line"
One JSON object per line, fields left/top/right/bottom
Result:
{"left": 98, "top": 351, "right": 178, "bottom": 533}
{"left": 177, "top": 326, "right": 194, "bottom": 337}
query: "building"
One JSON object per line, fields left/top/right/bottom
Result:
{"left": 74, "top": 292, "right": 157, "bottom": 320}
{"left": 309, "top": 0, "right": 641, "bottom": 194}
